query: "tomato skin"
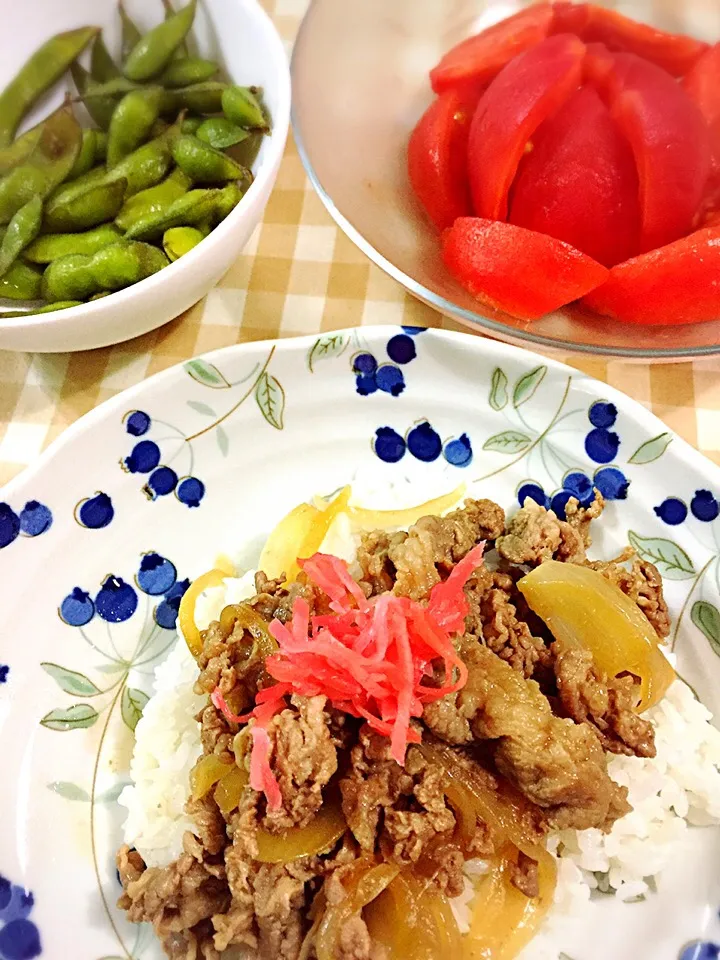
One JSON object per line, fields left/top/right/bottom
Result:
{"left": 597, "top": 53, "right": 711, "bottom": 253}
{"left": 442, "top": 217, "right": 608, "bottom": 321}
{"left": 583, "top": 224, "right": 720, "bottom": 326}
{"left": 466, "top": 34, "right": 585, "bottom": 223}
{"left": 510, "top": 86, "right": 640, "bottom": 267}
{"left": 430, "top": 4, "right": 553, "bottom": 94}
{"left": 551, "top": 2, "right": 708, "bottom": 76}
{"left": 683, "top": 43, "right": 720, "bottom": 221}
{"left": 407, "top": 90, "right": 477, "bottom": 232}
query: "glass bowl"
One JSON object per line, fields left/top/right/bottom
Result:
{"left": 291, "top": 0, "right": 720, "bottom": 360}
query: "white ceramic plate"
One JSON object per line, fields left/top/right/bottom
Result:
{"left": 1, "top": 327, "right": 719, "bottom": 959}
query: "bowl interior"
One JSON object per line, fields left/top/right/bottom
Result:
{"left": 292, "top": 0, "right": 720, "bottom": 358}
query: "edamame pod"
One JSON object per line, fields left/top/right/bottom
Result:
{"left": 161, "top": 0, "right": 192, "bottom": 58}
{"left": 160, "top": 57, "right": 217, "bottom": 88}
{"left": 107, "top": 87, "right": 163, "bottom": 168}
{"left": 41, "top": 240, "right": 168, "bottom": 301}
{"left": 91, "top": 33, "right": 121, "bottom": 82}
{"left": 0, "top": 260, "right": 42, "bottom": 299}
{"left": 221, "top": 85, "right": 268, "bottom": 131}
{"left": 172, "top": 134, "right": 247, "bottom": 183}
{"left": 108, "top": 135, "right": 174, "bottom": 196}
{"left": 181, "top": 115, "right": 203, "bottom": 135}
{"left": 0, "top": 27, "right": 98, "bottom": 146}
{"left": 124, "top": 0, "right": 197, "bottom": 82}
{"left": 68, "top": 128, "right": 101, "bottom": 180}
{"left": 165, "top": 81, "right": 226, "bottom": 115}
{"left": 24, "top": 223, "right": 122, "bottom": 263}
{"left": 124, "top": 187, "right": 218, "bottom": 240}
{"left": 0, "top": 108, "right": 81, "bottom": 224}
{"left": 44, "top": 177, "right": 127, "bottom": 232}
{"left": 163, "top": 225, "right": 204, "bottom": 260}
{"left": 0, "top": 123, "right": 42, "bottom": 177}
{"left": 196, "top": 117, "right": 248, "bottom": 150}
{"left": 119, "top": 1, "right": 142, "bottom": 61}
{"left": 114, "top": 167, "right": 191, "bottom": 232}
{"left": 0, "top": 196, "right": 42, "bottom": 278}
{"left": 70, "top": 62, "right": 116, "bottom": 131}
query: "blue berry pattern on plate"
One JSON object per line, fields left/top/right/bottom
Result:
{"left": 350, "top": 330, "right": 423, "bottom": 397}
{"left": 0, "top": 501, "right": 52, "bottom": 549}
{"left": 680, "top": 943, "right": 720, "bottom": 960}
{"left": 75, "top": 493, "right": 114, "bottom": 529}
{"left": 0, "top": 666, "right": 8, "bottom": 685}
{"left": 0, "top": 873, "right": 41, "bottom": 959}
{"left": 373, "top": 421, "right": 473, "bottom": 467}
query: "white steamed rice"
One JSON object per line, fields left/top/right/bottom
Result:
{"left": 119, "top": 514, "right": 720, "bottom": 956}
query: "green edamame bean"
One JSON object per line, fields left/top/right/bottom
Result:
{"left": 0, "top": 260, "right": 42, "bottom": 299}
{"left": 24, "top": 223, "right": 122, "bottom": 263}
{"left": 165, "top": 81, "right": 226, "bottom": 115}
{"left": 214, "top": 181, "right": 244, "bottom": 221}
{"left": 91, "top": 34, "right": 120, "bottom": 82}
{"left": 107, "top": 88, "right": 163, "bottom": 168}
{"left": 93, "top": 241, "right": 169, "bottom": 289}
{"left": 76, "top": 76, "right": 141, "bottom": 100}
{"left": 161, "top": 0, "right": 192, "bottom": 58}
{"left": 0, "top": 123, "right": 42, "bottom": 176}
{"left": 41, "top": 240, "right": 168, "bottom": 301}
{"left": 119, "top": 1, "right": 142, "bottom": 61}
{"left": 160, "top": 57, "right": 217, "bottom": 88}
{"left": 163, "top": 225, "right": 204, "bottom": 260}
{"left": 0, "top": 27, "right": 97, "bottom": 146}
{"left": 114, "top": 167, "right": 192, "bottom": 231}
{"left": 196, "top": 117, "right": 249, "bottom": 150}
{"left": 41, "top": 253, "right": 97, "bottom": 301}
{"left": 44, "top": 177, "right": 127, "bottom": 232}
{"left": 0, "top": 108, "right": 81, "bottom": 224}
{"left": 222, "top": 85, "right": 268, "bottom": 131}
{"left": 124, "top": 0, "right": 197, "bottom": 82}
{"left": 70, "top": 62, "right": 117, "bottom": 131}
{"left": 181, "top": 116, "right": 203, "bottom": 135}
{"left": 172, "top": 134, "right": 247, "bottom": 184}
{"left": 109, "top": 134, "right": 174, "bottom": 196}
{"left": 124, "top": 187, "right": 217, "bottom": 240}
{"left": 0, "top": 196, "right": 42, "bottom": 278}
{"left": 49, "top": 165, "right": 107, "bottom": 208}
{"left": 68, "top": 128, "right": 100, "bottom": 181}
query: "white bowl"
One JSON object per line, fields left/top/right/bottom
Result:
{"left": 0, "top": 0, "right": 290, "bottom": 353}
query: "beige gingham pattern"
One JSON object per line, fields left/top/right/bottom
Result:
{"left": 1, "top": 0, "right": 720, "bottom": 487}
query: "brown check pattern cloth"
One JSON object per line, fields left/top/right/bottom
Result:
{"left": 1, "top": 0, "right": 719, "bottom": 487}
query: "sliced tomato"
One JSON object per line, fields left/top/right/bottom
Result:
{"left": 510, "top": 87, "right": 640, "bottom": 267}
{"left": 551, "top": 2, "right": 590, "bottom": 34}
{"left": 683, "top": 43, "right": 720, "bottom": 219}
{"left": 583, "top": 224, "right": 720, "bottom": 325}
{"left": 467, "top": 33, "right": 585, "bottom": 221}
{"left": 583, "top": 41, "right": 616, "bottom": 87}
{"left": 430, "top": 5, "right": 553, "bottom": 95}
{"left": 407, "top": 90, "right": 477, "bottom": 232}
{"left": 599, "top": 52, "right": 711, "bottom": 252}
{"left": 442, "top": 217, "right": 608, "bottom": 321}
{"left": 552, "top": 3, "right": 708, "bottom": 76}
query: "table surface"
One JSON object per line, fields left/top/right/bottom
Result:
{"left": 2, "top": 0, "right": 720, "bottom": 488}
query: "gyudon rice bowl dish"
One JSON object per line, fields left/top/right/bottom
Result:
{"left": 116, "top": 485, "right": 720, "bottom": 959}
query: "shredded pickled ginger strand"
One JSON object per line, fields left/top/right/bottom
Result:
{"left": 211, "top": 545, "right": 484, "bottom": 809}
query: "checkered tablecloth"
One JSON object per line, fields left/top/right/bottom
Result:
{"left": 1, "top": 0, "right": 720, "bottom": 487}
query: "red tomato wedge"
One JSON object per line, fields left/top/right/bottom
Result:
{"left": 442, "top": 217, "right": 608, "bottom": 321}
{"left": 510, "top": 87, "right": 640, "bottom": 267}
{"left": 551, "top": 3, "right": 708, "bottom": 76}
{"left": 583, "top": 41, "right": 616, "bottom": 87}
{"left": 430, "top": 4, "right": 553, "bottom": 94}
{"left": 599, "top": 53, "right": 711, "bottom": 253}
{"left": 683, "top": 43, "right": 720, "bottom": 217}
{"left": 407, "top": 90, "right": 477, "bottom": 232}
{"left": 467, "top": 33, "right": 585, "bottom": 222}
{"left": 583, "top": 224, "right": 720, "bottom": 325}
